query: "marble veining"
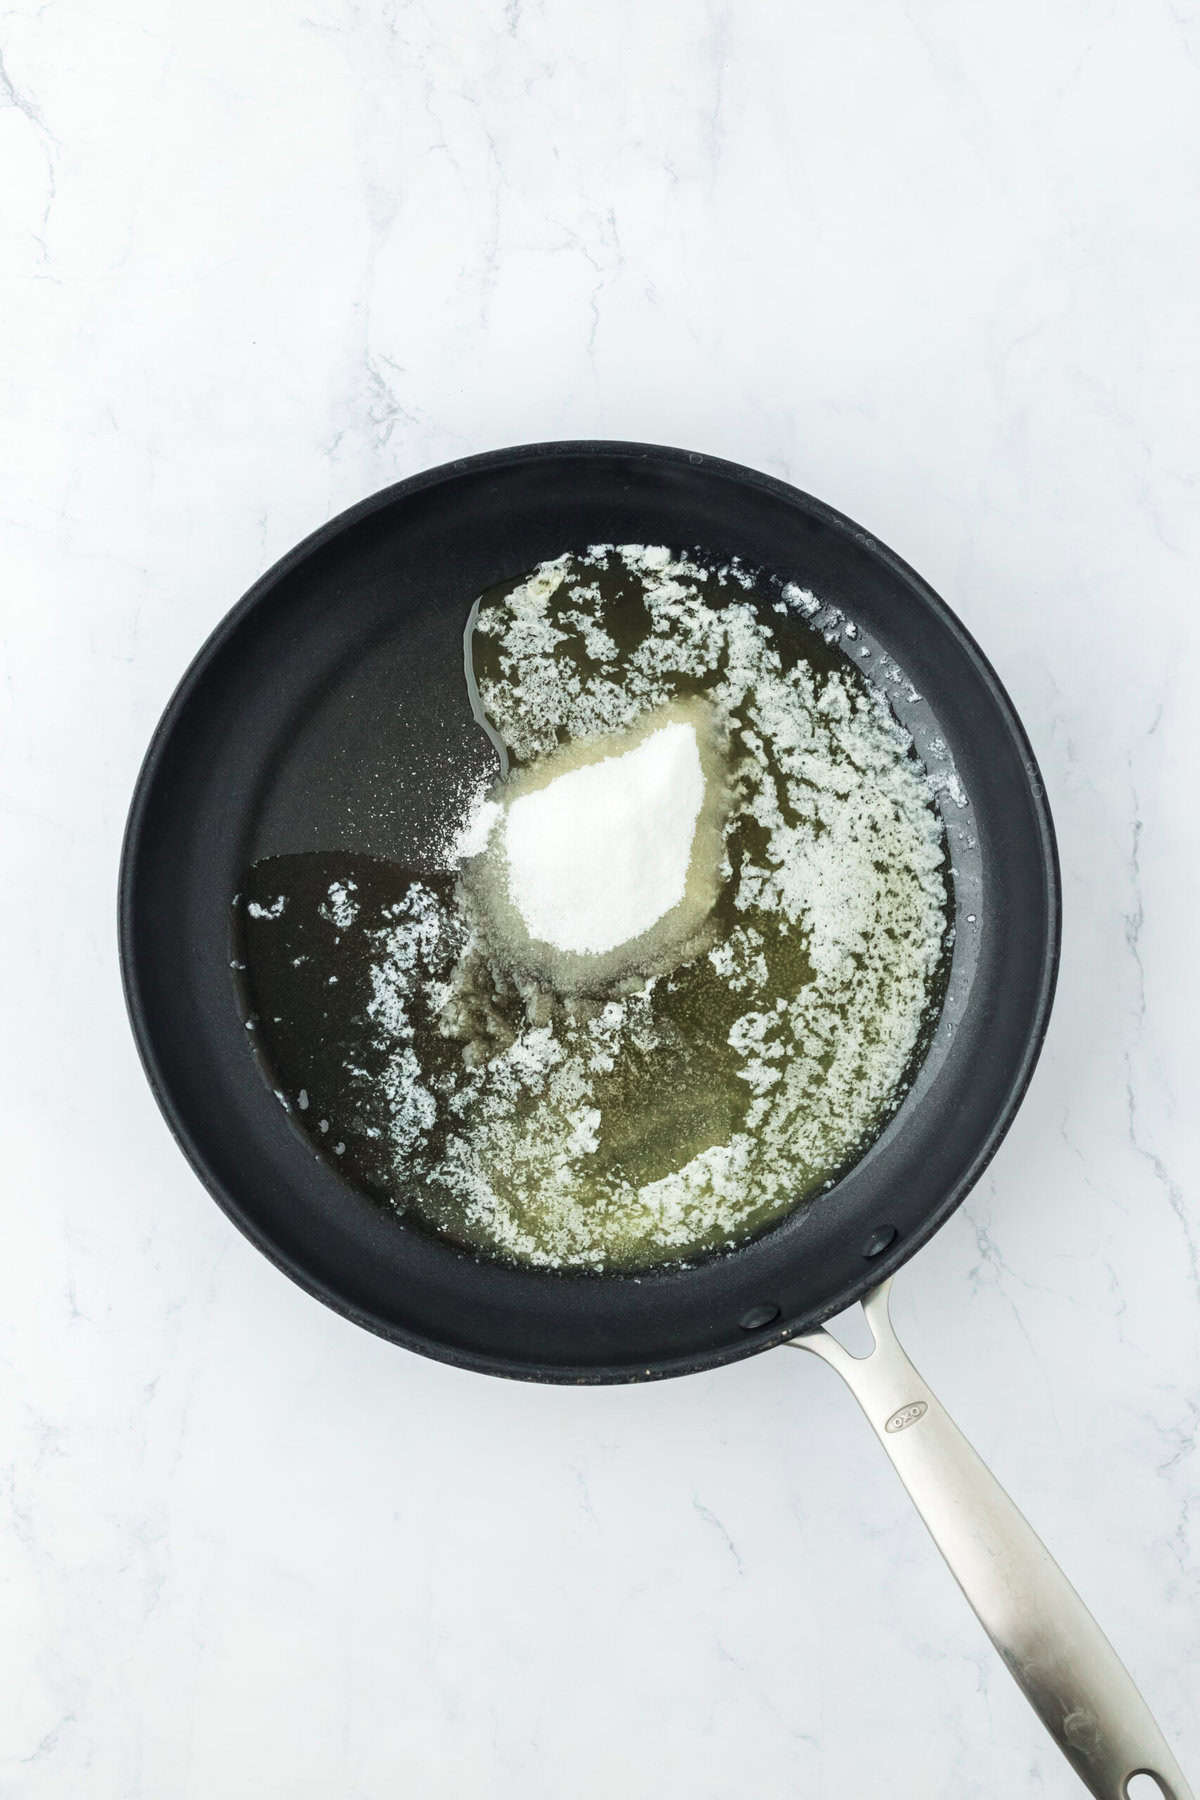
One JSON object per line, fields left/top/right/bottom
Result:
{"left": 1, "top": 0, "right": 1198, "bottom": 1794}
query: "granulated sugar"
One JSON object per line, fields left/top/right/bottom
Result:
{"left": 503, "top": 717, "right": 704, "bottom": 955}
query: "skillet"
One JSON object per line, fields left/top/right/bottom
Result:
{"left": 119, "top": 441, "right": 1191, "bottom": 1797}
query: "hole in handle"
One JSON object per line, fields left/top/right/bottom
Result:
{"left": 822, "top": 1303, "right": 876, "bottom": 1358}
{"left": 1127, "top": 1774, "right": 1169, "bottom": 1799}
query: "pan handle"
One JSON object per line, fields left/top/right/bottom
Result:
{"left": 787, "top": 1279, "right": 1193, "bottom": 1799}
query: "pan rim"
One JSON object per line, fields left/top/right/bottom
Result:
{"left": 118, "top": 439, "right": 1061, "bottom": 1383}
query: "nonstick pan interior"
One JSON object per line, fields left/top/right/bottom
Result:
{"left": 119, "top": 443, "right": 1060, "bottom": 1381}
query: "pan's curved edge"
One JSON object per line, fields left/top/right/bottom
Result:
{"left": 118, "top": 441, "right": 1062, "bottom": 1384}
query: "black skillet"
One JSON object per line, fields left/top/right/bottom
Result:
{"left": 119, "top": 442, "right": 1191, "bottom": 1797}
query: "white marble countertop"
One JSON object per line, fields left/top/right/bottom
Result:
{"left": 3, "top": 2, "right": 1198, "bottom": 1794}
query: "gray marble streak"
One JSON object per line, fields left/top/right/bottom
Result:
{"left": 1, "top": 0, "right": 1198, "bottom": 1794}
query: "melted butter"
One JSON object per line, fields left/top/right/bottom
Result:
{"left": 235, "top": 547, "right": 954, "bottom": 1272}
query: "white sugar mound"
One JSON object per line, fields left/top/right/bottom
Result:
{"left": 458, "top": 694, "right": 730, "bottom": 994}
{"left": 504, "top": 720, "right": 704, "bottom": 955}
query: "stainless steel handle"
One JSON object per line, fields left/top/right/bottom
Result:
{"left": 788, "top": 1279, "right": 1193, "bottom": 1799}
